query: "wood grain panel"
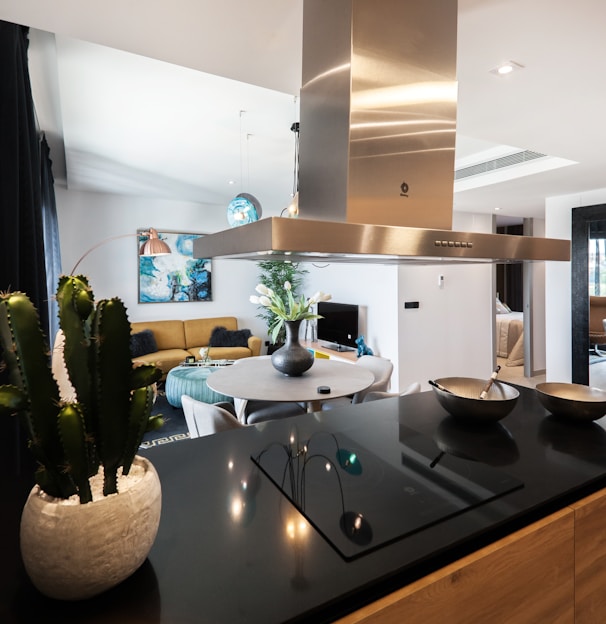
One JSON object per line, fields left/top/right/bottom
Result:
{"left": 336, "top": 508, "right": 574, "bottom": 624}
{"left": 572, "top": 488, "right": 606, "bottom": 623}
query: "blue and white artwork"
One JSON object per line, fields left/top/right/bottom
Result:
{"left": 138, "top": 231, "right": 212, "bottom": 303}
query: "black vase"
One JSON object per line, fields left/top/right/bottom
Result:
{"left": 271, "top": 320, "right": 314, "bottom": 376}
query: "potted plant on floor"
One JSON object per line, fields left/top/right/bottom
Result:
{"left": 0, "top": 275, "right": 163, "bottom": 600}
{"left": 254, "top": 260, "right": 308, "bottom": 352}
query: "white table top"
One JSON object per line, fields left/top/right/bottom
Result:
{"left": 206, "top": 356, "right": 373, "bottom": 406}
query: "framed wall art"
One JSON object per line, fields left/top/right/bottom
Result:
{"left": 138, "top": 230, "right": 212, "bottom": 303}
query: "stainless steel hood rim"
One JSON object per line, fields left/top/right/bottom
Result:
{"left": 194, "top": 217, "right": 570, "bottom": 265}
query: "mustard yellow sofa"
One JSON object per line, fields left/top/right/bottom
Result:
{"left": 130, "top": 317, "right": 261, "bottom": 378}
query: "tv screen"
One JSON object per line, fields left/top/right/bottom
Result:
{"left": 317, "top": 301, "right": 359, "bottom": 349}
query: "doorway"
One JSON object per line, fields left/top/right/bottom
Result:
{"left": 496, "top": 224, "right": 523, "bottom": 313}
{"left": 571, "top": 204, "right": 606, "bottom": 384}
{"left": 494, "top": 219, "right": 543, "bottom": 385}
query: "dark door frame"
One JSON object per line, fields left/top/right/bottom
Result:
{"left": 571, "top": 203, "right": 606, "bottom": 384}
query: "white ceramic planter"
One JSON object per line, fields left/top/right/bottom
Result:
{"left": 20, "top": 455, "right": 161, "bottom": 601}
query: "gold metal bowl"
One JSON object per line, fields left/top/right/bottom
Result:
{"left": 431, "top": 377, "right": 519, "bottom": 423}
{"left": 535, "top": 382, "right": 606, "bottom": 422}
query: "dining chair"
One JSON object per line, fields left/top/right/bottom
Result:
{"left": 321, "top": 355, "right": 394, "bottom": 410}
{"left": 181, "top": 395, "right": 244, "bottom": 438}
{"left": 589, "top": 296, "right": 606, "bottom": 356}
{"left": 362, "top": 382, "right": 422, "bottom": 402}
{"left": 244, "top": 399, "right": 307, "bottom": 424}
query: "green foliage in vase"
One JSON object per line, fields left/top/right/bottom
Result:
{"left": 254, "top": 260, "right": 308, "bottom": 344}
{"left": 0, "top": 276, "right": 163, "bottom": 503}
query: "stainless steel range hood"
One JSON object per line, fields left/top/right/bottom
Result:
{"left": 195, "top": 0, "right": 570, "bottom": 265}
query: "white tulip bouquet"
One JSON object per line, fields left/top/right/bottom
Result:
{"left": 250, "top": 281, "right": 331, "bottom": 344}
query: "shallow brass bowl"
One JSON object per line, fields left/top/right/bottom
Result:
{"left": 536, "top": 382, "right": 606, "bottom": 422}
{"left": 431, "top": 377, "right": 519, "bottom": 423}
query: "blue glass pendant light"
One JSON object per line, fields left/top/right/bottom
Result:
{"left": 227, "top": 192, "right": 262, "bottom": 227}
{"left": 227, "top": 110, "right": 262, "bottom": 227}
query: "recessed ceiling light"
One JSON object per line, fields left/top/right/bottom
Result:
{"left": 494, "top": 206, "right": 501, "bottom": 211}
{"left": 490, "top": 61, "right": 525, "bottom": 76}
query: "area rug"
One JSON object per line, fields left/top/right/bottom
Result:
{"left": 140, "top": 393, "right": 190, "bottom": 448}
{"left": 590, "top": 353, "right": 606, "bottom": 366}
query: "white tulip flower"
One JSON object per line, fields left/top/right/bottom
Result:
{"left": 255, "top": 284, "right": 273, "bottom": 297}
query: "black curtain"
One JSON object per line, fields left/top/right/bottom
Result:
{"left": 0, "top": 22, "right": 49, "bottom": 329}
{"left": 0, "top": 22, "right": 55, "bottom": 479}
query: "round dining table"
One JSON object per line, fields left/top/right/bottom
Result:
{"left": 206, "top": 356, "right": 374, "bottom": 420}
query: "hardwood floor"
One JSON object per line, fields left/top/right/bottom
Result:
{"left": 497, "top": 358, "right": 606, "bottom": 390}
{"left": 496, "top": 358, "right": 545, "bottom": 389}
{"left": 591, "top": 359, "right": 606, "bottom": 389}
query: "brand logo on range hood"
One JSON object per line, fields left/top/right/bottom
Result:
{"left": 194, "top": 0, "right": 570, "bottom": 265}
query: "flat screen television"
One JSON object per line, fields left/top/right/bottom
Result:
{"left": 317, "top": 301, "right": 359, "bottom": 350}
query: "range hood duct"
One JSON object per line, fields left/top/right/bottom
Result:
{"left": 195, "top": 0, "right": 569, "bottom": 265}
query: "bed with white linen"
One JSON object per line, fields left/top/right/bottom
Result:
{"left": 496, "top": 311, "right": 524, "bottom": 366}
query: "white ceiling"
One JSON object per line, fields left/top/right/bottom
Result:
{"left": 3, "top": 0, "right": 606, "bottom": 224}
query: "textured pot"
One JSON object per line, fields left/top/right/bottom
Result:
{"left": 20, "top": 455, "right": 161, "bottom": 601}
{"left": 271, "top": 320, "right": 314, "bottom": 376}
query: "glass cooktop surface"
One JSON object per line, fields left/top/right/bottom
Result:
{"left": 252, "top": 424, "right": 523, "bottom": 560}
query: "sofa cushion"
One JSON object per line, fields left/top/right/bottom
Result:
{"left": 209, "top": 326, "right": 252, "bottom": 348}
{"left": 132, "top": 349, "right": 190, "bottom": 377}
{"left": 183, "top": 317, "right": 238, "bottom": 349}
{"left": 130, "top": 329, "right": 158, "bottom": 358}
{"left": 131, "top": 320, "right": 186, "bottom": 350}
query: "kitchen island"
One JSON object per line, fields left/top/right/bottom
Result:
{"left": 2, "top": 385, "right": 606, "bottom": 623}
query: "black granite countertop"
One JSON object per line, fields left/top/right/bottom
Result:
{"left": 3, "top": 385, "right": 606, "bottom": 623}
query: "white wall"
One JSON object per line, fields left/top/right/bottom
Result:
{"left": 303, "top": 262, "right": 400, "bottom": 387}
{"left": 397, "top": 264, "right": 494, "bottom": 390}
{"left": 56, "top": 187, "right": 267, "bottom": 338}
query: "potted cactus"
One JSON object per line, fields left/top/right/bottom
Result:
{"left": 0, "top": 275, "right": 164, "bottom": 600}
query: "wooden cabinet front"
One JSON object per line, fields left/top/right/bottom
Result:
{"left": 336, "top": 508, "right": 575, "bottom": 624}
{"left": 572, "top": 488, "right": 606, "bottom": 623}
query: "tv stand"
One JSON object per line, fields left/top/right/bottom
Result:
{"left": 333, "top": 343, "right": 355, "bottom": 352}
{"left": 301, "top": 340, "right": 358, "bottom": 363}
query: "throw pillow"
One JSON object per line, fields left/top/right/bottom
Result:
{"left": 209, "top": 326, "right": 252, "bottom": 348}
{"left": 130, "top": 329, "right": 158, "bottom": 358}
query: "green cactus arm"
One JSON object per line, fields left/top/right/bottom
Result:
{"left": 122, "top": 385, "right": 159, "bottom": 474}
{"left": 130, "top": 364, "right": 162, "bottom": 390}
{"left": 56, "top": 275, "right": 94, "bottom": 412}
{"left": 0, "top": 384, "right": 27, "bottom": 415}
{"left": 92, "top": 298, "right": 134, "bottom": 495}
{"left": 0, "top": 293, "right": 66, "bottom": 484}
{"left": 57, "top": 403, "right": 93, "bottom": 504}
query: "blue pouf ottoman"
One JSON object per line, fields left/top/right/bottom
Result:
{"left": 165, "top": 366, "right": 232, "bottom": 408}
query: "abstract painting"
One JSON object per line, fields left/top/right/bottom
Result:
{"left": 138, "top": 231, "right": 212, "bottom": 303}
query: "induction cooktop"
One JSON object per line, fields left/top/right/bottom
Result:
{"left": 251, "top": 424, "right": 523, "bottom": 560}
